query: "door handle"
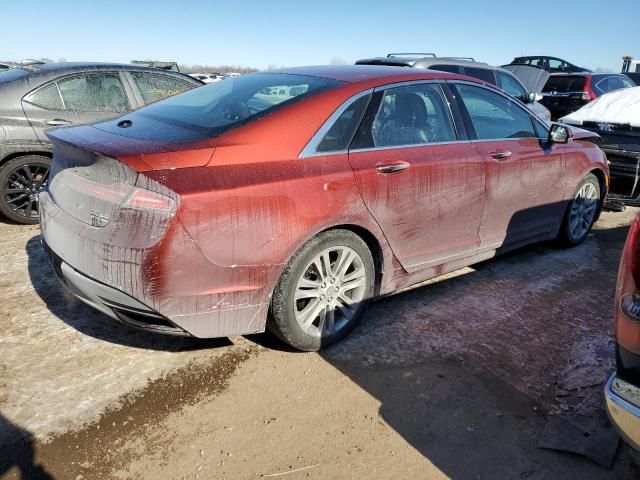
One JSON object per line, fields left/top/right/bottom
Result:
{"left": 490, "top": 151, "right": 512, "bottom": 160}
{"left": 376, "top": 161, "right": 410, "bottom": 174}
{"left": 46, "top": 119, "right": 72, "bottom": 126}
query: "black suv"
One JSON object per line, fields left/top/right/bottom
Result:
{"left": 0, "top": 63, "right": 202, "bottom": 223}
{"left": 510, "top": 56, "right": 590, "bottom": 73}
{"left": 541, "top": 73, "right": 636, "bottom": 119}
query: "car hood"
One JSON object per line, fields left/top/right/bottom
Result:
{"left": 501, "top": 65, "right": 550, "bottom": 94}
{"left": 561, "top": 87, "right": 640, "bottom": 128}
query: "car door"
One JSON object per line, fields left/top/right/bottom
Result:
{"left": 22, "top": 72, "right": 133, "bottom": 142}
{"left": 451, "top": 82, "right": 565, "bottom": 251}
{"left": 347, "top": 82, "right": 485, "bottom": 272}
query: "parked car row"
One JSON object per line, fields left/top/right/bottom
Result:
{"left": 187, "top": 72, "right": 226, "bottom": 83}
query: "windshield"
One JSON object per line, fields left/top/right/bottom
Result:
{"left": 134, "top": 72, "right": 343, "bottom": 134}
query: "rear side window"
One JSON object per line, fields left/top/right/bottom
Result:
{"left": 462, "top": 67, "right": 496, "bottom": 84}
{"left": 57, "top": 73, "right": 130, "bottom": 112}
{"left": 316, "top": 94, "right": 370, "bottom": 152}
{"left": 28, "top": 83, "right": 63, "bottom": 110}
{"left": 366, "top": 83, "right": 456, "bottom": 148}
{"left": 543, "top": 76, "right": 586, "bottom": 93}
{"left": 496, "top": 72, "right": 527, "bottom": 101}
{"left": 595, "top": 75, "right": 623, "bottom": 94}
{"left": 131, "top": 73, "right": 193, "bottom": 104}
{"left": 455, "top": 84, "right": 536, "bottom": 140}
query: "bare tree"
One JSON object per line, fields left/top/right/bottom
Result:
{"left": 330, "top": 57, "right": 348, "bottom": 65}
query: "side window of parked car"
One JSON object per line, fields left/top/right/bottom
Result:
{"left": 622, "top": 76, "right": 636, "bottom": 88}
{"left": 429, "top": 64, "right": 462, "bottom": 75}
{"left": 496, "top": 72, "right": 527, "bottom": 102}
{"left": 57, "top": 73, "right": 131, "bottom": 112}
{"left": 455, "top": 84, "right": 537, "bottom": 140}
{"left": 366, "top": 83, "right": 456, "bottom": 148}
{"left": 463, "top": 67, "right": 496, "bottom": 85}
{"left": 597, "top": 76, "right": 624, "bottom": 94}
{"left": 131, "top": 73, "right": 193, "bottom": 104}
{"left": 548, "top": 59, "right": 566, "bottom": 72}
{"left": 316, "top": 94, "right": 371, "bottom": 152}
{"left": 27, "top": 83, "right": 64, "bottom": 110}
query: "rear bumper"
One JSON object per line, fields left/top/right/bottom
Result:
{"left": 39, "top": 190, "right": 272, "bottom": 339}
{"left": 605, "top": 373, "right": 640, "bottom": 451}
{"left": 42, "top": 240, "right": 189, "bottom": 335}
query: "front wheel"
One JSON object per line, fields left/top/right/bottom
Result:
{"left": 269, "top": 229, "right": 375, "bottom": 351}
{"left": 557, "top": 173, "right": 601, "bottom": 247}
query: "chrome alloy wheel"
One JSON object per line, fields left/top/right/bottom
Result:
{"left": 568, "top": 182, "right": 599, "bottom": 240}
{"left": 294, "top": 246, "right": 367, "bottom": 338}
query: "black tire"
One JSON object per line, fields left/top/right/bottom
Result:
{"left": 268, "top": 229, "right": 375, "bottom": 351}
{"left": 557, "top": 173, "right": 601, "bottom": 247}
{"left": 0, "top": 155, "right": 51, "bottom": 224}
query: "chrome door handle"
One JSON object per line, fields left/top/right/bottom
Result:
{"left": 376, "top": 161, "right": 410, "bottom": 174}
{"left": 490, "top": 151, "right": 512, "bottom": 160}
{"left": 46, "top": 119, "right": 72, "bottom": 126}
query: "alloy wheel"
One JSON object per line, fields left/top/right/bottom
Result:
{"left": 3, "top": 163, "right": 49, "bottom": 220}
{"left": 294, "top": 246, "right": 367, "bottom": 338}
{"left": 568, "top": 182, "right": 598, "bottom": 240}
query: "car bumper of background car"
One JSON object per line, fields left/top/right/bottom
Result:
{"left": 605, "top": 373, "right": 640, "bottom": 451}
{"left": 39, "top": 191, "right": 272, "bottom": 339}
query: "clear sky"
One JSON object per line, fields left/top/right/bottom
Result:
{"left": 1, "top": 0, "right": 638, "bottom": 72}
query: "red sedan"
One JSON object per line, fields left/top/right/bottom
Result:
{"left": 40, "top": 66, "right": 608, "bottom": 350}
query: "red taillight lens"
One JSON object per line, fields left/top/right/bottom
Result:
{"left": 582, "top": 76, "right": 596, "bottom": 101}
{"left": 616, "top": 215, "right": 640, "bottom": 352}
{"left": 125, "top": 189, "right": 174, "bottom": 211}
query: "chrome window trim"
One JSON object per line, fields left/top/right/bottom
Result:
{"left": 298, "top": 88, "right": 373, "bottom": 159}
{"left": 348, "top": 139, "right": 472, "bottom": 154}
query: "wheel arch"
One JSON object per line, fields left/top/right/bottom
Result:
{"left": 588, "top": 167, "right": 607, "bottom": 222}
{"left": 0, "top": 150, "right": 52, "bottom": 167}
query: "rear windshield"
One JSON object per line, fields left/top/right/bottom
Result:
{"left": 134, "top": 73, "right": 343, "bottom": 134}
{"left": 543, "top": 76, "right": 587, "bottom": 92}
{"left": 0, "top": 68, "right": 29, "bottom": 84}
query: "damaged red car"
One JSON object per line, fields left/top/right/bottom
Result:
{"left": 40, "top": 66, "right": 608, "bottom": 351}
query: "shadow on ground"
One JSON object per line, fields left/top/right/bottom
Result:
{"left": 0, "top": 414, "right": 53, "bottom": 480}
{"left": 25, "top": 234, "right": 231, "bottom": 352}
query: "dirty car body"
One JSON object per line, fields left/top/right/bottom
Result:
{"left": 606, "top": 213, "right": 640, "bottom": 451}
{"left": 40, "top": 65, "right": 608, "bottom": 347}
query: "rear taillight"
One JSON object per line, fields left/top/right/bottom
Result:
{"left": 582, "top": 76, "right": 597, "bottom": 101}
{"left": 125, "top": 188, "right": 175, "bottom": 212}
{"left": 616, "top": 215, "right": 640, "bottom": 352}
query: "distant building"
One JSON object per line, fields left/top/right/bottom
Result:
{"left": 131, "top": 60, "right": 180, "bottom": 72}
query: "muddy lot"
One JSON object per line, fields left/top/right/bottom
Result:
{"left": 2, "top": 209, "right": 640, "bottom": 479}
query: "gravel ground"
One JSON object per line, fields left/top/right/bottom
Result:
{"left": 1, "top": 209, "right": 640, "bottom": 479}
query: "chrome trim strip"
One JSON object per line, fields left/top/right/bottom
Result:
{"left": 298, "top": 89, "right": 373, "bottom": 159}
{"left": 372, "top": 79, "right": 441, "bottom": 91}
{"left": 349, "top": 140, "right": 472, "bottom": 154}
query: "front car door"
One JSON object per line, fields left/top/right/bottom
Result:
{"left": 22, "top": 71, "right": 133, "bottom": 143}
{"left": 347, "top": 81, "right": 485, "bottom": 272}
{"left": 450, "top": 82, "right": 565, "bottom": 251}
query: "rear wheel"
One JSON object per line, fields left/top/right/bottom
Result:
{"left": 269, "top": 229, "right": 375, "bottom": 351}
{"left": 0, "top": 155, "right": 51, "bottom": 224}
{"left": 557, "top": 173, "right": 601, "bottom": 246}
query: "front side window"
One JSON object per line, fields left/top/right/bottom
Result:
{"left": 27, "top": 83, "right": 63, "bottom": 110}
{"left": 496, "top": 72, "right": 527, "bottom": 101}
{"left": 131, "top": 73, "right": 193, "bottom": 104}
{"left": 367, "top": 83, "right": 456, "bottom": 148}
{"left": 455, "top": 84, "right": 536, "bottom": 140}
{"left": 57, "top": 73, "right": 130, "bottom": 112}
{"left": 133, "top": 73, "right": 342, "bottom": 134}
{"left": 548, "top": 59, "right": 565, "bottom": 72}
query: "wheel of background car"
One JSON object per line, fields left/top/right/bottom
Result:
{"left": 269, "top": 229, "right": 375, "bottom": 351}
{"left": 0, "top": 155, "right": 51, "bottom": 224}
{"left": 557, "top": 173, "right": 601, "bottom": 247}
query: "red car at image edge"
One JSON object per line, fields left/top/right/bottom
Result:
{"left": 39, "top": 65, "right": 608, "bottom": 351}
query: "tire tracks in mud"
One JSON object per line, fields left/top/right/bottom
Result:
{"left": 13, "top": 345, "right": 260, "bottom": 479}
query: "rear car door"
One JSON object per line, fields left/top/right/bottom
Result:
{"left": 22, "top": 72, "right": 133, "bottom": 142}
{"left": 451, "top": 82, "right": 565, "bottom": 251}
{"left": 347, "top": 81, "right": 485, "bottom": 272}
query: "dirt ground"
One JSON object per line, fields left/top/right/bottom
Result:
{"left": 2, "top": 209, "right": 640, "bottom": 479}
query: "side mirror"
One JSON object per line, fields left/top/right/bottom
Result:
{"left": 527, "top": 92, "right": 543, "bottom": 103}
{"left": 549, "top": 124, "right": 572, "bottom": 143}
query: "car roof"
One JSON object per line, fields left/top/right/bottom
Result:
{"left": 356, "top": 55, "right": 493, "bottom": 69}
{"left": 270, "top": 64, "right": 472, "bottom": 85}
{"left": 8, "top": 62, "right": 198, "bottom": 79}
